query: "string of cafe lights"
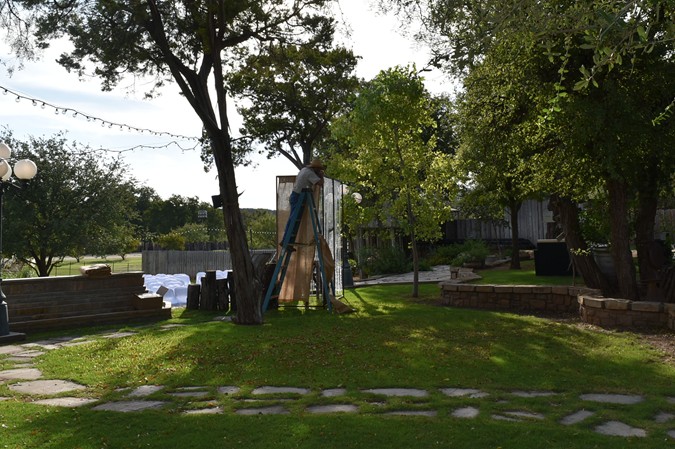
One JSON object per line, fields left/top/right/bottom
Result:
{"left": 1, "top": 84, "right": 201, "bottom": 144}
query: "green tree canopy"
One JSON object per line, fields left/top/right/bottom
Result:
{"left": 1, "top": 132, "right": 137, "bottom": 276}
{"left": 228, "top": 39, "right": 361, "bottom": 169}
{"left": 330, "top": 65, "right": 455, "bottom": 296}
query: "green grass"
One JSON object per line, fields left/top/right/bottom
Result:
{"left": 472, "top": 259, "right": 582, "bottom": 286}
{"left": 50, "top": 254, "right": 143, "bottom": 276}
{"left": 1, "top": 283, "right": 673, "bottom": 448}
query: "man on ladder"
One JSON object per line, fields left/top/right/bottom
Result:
{"left": 281, "top": 158, "right": 325, "bottom": 247}
{"left": 264, "top": 159, "right": 327, "bottom": 312}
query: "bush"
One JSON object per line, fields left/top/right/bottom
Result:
{"left": 451, "top": 240, "right": 490, "bottom": 267}
{"left": 359, "top": 246, "right": 411, "bottom": 276}
{"left": 425, "top": 240, "right": 490, "bottom": 267}
{"left": 156, "top": 232, "right": 186, "bottom": 250}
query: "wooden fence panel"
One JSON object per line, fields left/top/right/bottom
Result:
{"left": 142, "top": 250, "right": 275, "bottom": 277}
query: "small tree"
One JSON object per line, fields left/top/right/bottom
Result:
{"left": 330, "top": 66, "right": 455, "bottom": 297}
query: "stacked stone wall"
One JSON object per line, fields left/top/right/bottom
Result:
{"left": 439, "top": 283, "right": 675, "bottom": 330}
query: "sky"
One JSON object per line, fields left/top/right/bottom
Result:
{"left": 0, "top": 1, "right": 452, "bottom": 210}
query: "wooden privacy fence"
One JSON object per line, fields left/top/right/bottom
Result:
{"left": 142, "top": 250, "right": 275, "bottom": 277}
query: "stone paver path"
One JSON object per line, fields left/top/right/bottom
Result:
{"left": 1, "top": 329, "right": 674, "bottom": 441}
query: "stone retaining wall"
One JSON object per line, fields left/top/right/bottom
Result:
{"left": 439, "top": 283, "right": 596, "bottom": 314}
{"left": 440, "top": 282, "right": 675, "bottom": 330}
{"left": 578, "top": 295, "right": 675, "bottom": 330}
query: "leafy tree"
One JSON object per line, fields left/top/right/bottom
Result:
{"left": 4, "top": 0, "right": 336, "bottom": 324}
{"left": 454, "top": 36, "right": 551, "bottom": 269}
{"left": 1, "top": 133, "right": 137, "bottom": 276}
{"left": 386, "top": 0, "right": 675, "bottom": 300}
{"left": 330, "top": 66, "right": 455, "bottom": 297}
{"left": 228, "top": 39, "right": 361, "bottom": 169}
{"left": 242, "top": 208, "right": 276, "bottom": 249}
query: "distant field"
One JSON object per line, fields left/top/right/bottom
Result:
{"left": 51, "top": 254, "right": 143, "bottom": 276}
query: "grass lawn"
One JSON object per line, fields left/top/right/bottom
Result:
{"left": 50, "top": 254, "right": 143, "bottom": 276}
{"left": 472, "top": 259, "right": 582, "bottom": 286}
{"left": 1, "top": 283, "right": 674, "bottom": 448}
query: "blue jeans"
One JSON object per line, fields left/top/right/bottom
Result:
{"left": 281, "top": 191, "right": 301, "bottom": 245}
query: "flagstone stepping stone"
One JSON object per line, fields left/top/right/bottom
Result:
{"left": 0, "top": 368, "right": 42, "bottom": 381}
{"left": 668, "top": 397, "right": 675, "bottom": 404}
{"left": 503, "top": 410, "right": 545, "bottom": 420}
{"left": 385, "top": 410, "right": 437, "bottom": 417}
{"left": 510, "top": 390, "right": 558, "bottom": 398}
{"left": 594, "top": 421, "right": 646, "bottom": 437}
{"left": 102, "top": 331, "right": 137, "bottom": 339}
{"left": 0, "top": 345, "right": 24, "bottom": 355}
{"left": 13, "top": 350, "right": 44, "bottom": 358}
{"left": 362, "top": 388, "right": 428, "bottom": 397}
{"left": 579, "top": 394, "right": 644, "bottom": 405}
{"left": 9, "top": 380, "right": 86, "bottom": 395}
{"left": 160, "top": 324, "right": 187, "bottom": 330}
{"left": 33, "top": 397, "right": 98, "bottom": 407}
{"left": 560, "top": 410, "right": 595, "bottom": 425}
{"left": 321, "top": 388, "right": 347, "bottom": 397}
{"left": 23, "top": 342, "right": 60, "bottom": 351}
{"left": 655, "top": 412, "right": 675, "bottom": 423}
{"left": 169, "top": 391, "right": 210, "bottom": 398}
{"left": 492, "top": 414, "right": 519, "bottom": 422}
{"left": 128, "top": 385, "right": 164, "bottom": 397}
{"left": 235, "top": 405, "right": 289, "bottom": 415}
{"left": 668, "top": 430, "right": 675, "bottom": 439}
{"left": 307, "top": 404, "right": 359, "bottom": 414}
{"left": 440, "top": 388, "right": 488, "bottom": 398}
{"left": 92, "top": 400, "right": 166, "bottom": 412}
{"left": 184, "top": 407, "right": 223, "bottom": 415}
{"left": 217, "top": 386, "right": 240, "bottom": 395}
{"left": 251, "top": 386, "right": 310, "bottom": 395}
{"left": 452, "top": 406, "right": 480, "bottom": 419}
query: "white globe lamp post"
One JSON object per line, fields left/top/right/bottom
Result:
{"left": 0, "top": 142, "right": 38, "bottom": 342}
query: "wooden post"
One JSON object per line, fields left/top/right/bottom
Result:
{"left": 216, "top": 278, "right": 229, "bottom": 311}
{"left": 228, "top": 275, "right": 236, "bottom": 312}
{"left": 200, "top": 270, "right": 218, "bottom": 311}
{"left": 186, "top": 284, "right": 201, "bottom": 310}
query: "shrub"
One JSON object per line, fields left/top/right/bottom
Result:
{"left": 426, "top": 240, "right": 490, "bottom": 267}
{"left": 156, "top": 232, "right": 186, "bottom": 250}
{"left": 359, "top": 246, "right": 411, "bottom": 276}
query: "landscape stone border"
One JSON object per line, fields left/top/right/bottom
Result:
{"left": 439, "top": 283, "right": 675, "bottom": 330}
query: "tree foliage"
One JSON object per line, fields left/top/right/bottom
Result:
{"left": 3, "top": 0, "right": 337, "bottom": 323}
{"left": 228, "top": 39, "right": 360, "bottom": 169}
{"left": 330, "top": 66, "right": 455, "bottom": 296}
{"left": 1, "top": 132, "right": 137, "bottom": 276}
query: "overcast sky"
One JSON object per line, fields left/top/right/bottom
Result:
{"left": 0, "top": 1, "right": 452, "bottom": 210}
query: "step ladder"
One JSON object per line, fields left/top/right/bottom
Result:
{"left": 262, "top": 189, "right": 334, "bottom": 313}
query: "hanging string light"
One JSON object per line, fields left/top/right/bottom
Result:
{"left": 0, "top": 84, "right": 201, "bottom": 142}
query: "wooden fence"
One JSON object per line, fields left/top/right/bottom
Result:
{"left": 142, "top": 250, "right": 275, "bottom": 277}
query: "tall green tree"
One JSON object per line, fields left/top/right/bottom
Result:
{"left": 330, "top": 66, "right": 455, "bottom": 297}
{"left": 1, "top": 133, "right": 137, "bottom": 276}
{"left": 228, "top": 39, "right": 360, "bottom": 169}
{"left": 4, "top": 0, "right": 337, "bottom": 323}
{"left": 455, "top": 36, "right": 552, "bottom": 269}
{"left": 386, "top": 0, "right": 675, "bottom": 300}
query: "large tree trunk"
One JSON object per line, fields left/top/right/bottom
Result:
{"left": 508, "top": 198, "right": 521, "bottom": 269}
{"left": 607, "top": 179, "right": 639, "bottom": 300}
{"left": 634, "top": 164, "right": 659, "bottom": 291}
{"left": 549, "top": 195, "right": 614, "bottom": 293}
